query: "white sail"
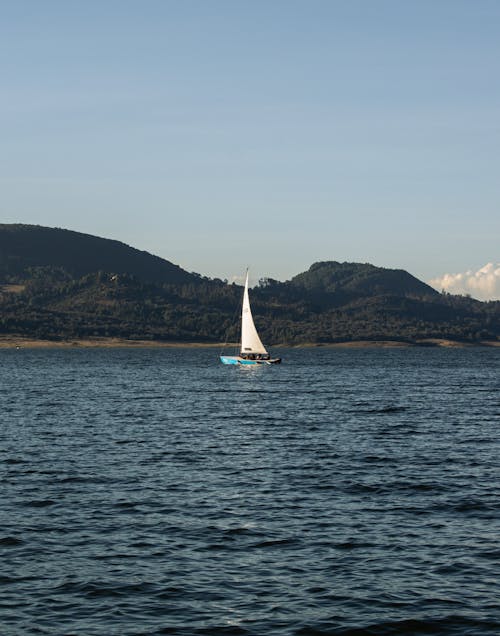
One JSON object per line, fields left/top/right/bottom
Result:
{"left": 241, "top": 271, "right": 268, "bottom": 354}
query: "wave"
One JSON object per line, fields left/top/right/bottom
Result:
{"left": 21, "top": 500, "right": 56, "bottom": 508}
{"left": 348, "top": 403, "right": 408, "bottom": 415}
{"left": 54, "top": 579, "right": 159, "bottom": 598}
{"left": 295, "top": 615, "right": 500, "bottom": 635}
{"left": 0, "top": 536, "right": 23, "bottom": 546}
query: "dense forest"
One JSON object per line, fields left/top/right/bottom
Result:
{"left": 1, "top": 225, "right": 499, "bottom": 344}
{"left": 0, "top": 223, "right": 195, "bottom": 284}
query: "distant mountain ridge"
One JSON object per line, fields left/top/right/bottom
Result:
{"left": 1, "top": 224, "right": 437, "bottom": 298}
{"left": 290, "top": 261, "right": 438, "bottom": 297}
{"left": 0, "top": 224, "right": 196, "bottom": 284}
{"left": 0, "top": 224, "right": 498, "bottom": 343}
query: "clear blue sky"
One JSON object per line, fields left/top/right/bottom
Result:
{"left": 1, "top": 0, "right": 499, "bottom": 286}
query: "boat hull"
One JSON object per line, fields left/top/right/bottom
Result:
{"left": 220, "top": 356, "right": 281, "bottom": 365}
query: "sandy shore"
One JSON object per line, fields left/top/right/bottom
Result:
{"left": 0, "top": 336, "right": 498, "bottom": 349}
{"left": 303, "top": 339, "right": 500, "bottom": 348}
{"left": 0, "top": 336, "right": 230, "bottom": 349}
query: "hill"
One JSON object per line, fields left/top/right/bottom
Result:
{"left": 0, "top": 224, "right": 197, "bottom": 284}
{"left": 0, "top": 224, "right": 499, "bottom": 344}
{"left": 290, "top": 261, "right": 438, "bottom": 298}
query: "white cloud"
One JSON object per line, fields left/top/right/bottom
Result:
{"left": 429, "top": 263, "right": 500, "bottom": 301}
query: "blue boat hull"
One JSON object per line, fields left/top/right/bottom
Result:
{"left": 220, "top": 356, "right": 281, "bottom": 365}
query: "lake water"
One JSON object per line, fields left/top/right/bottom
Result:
{"left": 1, "top": 347, "right": 499, "bottom": 635}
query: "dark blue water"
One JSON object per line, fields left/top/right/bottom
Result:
{"left": 1, "top": 347, "right": 499, "bottom": 636}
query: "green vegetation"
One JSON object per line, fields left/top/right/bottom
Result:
{"left": 1, "top": 225, "right": 499, "bottom": 343}
{"left": 0, "top": 224, "right": 196, "bottom": 284}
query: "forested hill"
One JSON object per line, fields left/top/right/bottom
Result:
{"left": 0, "top": 224, "right": 499, "bottom": 343}
{"left": 0, "top": 224, "right": 196, "bottom": 284}
{"left": 290, "top": 261, "right": 438, "bottom": 298}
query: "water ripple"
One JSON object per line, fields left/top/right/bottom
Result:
{"left": 1, "top": 347, "right": 499, "bottom": 636}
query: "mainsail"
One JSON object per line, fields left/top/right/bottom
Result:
{"left": 240, "top": 271, "right": 268, "bottom": 355}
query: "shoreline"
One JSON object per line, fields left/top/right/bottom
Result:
{"left": 0, "top": 337, "right": 229, "bottom": 349}
{"left": 0, "top": 336, "right": 498, "bottom": 349}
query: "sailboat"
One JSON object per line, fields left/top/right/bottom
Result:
{"left": 220, "top": 270, "right": 282, "bottom": 365}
